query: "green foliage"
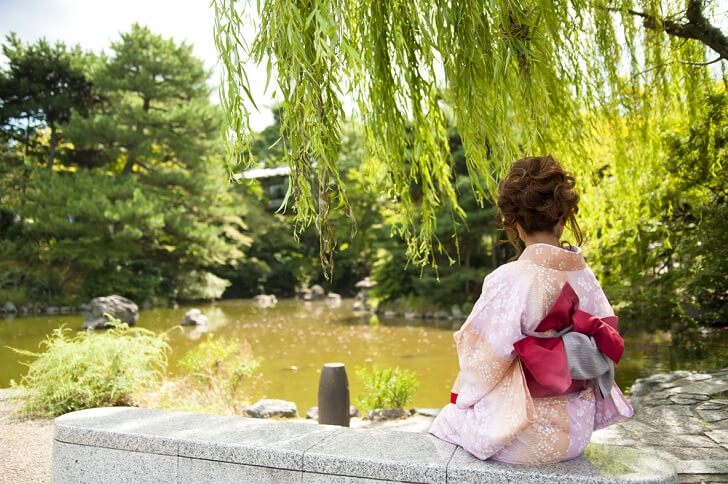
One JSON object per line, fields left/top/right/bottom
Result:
{"left": 0, "top": 34, "right": 96, "bottom": 169}
{"left": 583, "top": 88, "right": 727, "bottom": 328}
{"left": 178, "top": 335, "right": 260, "bottom": 390}
{"left": 355, "top": 365, "right": 420, "bottom": 411}
{"left": 0, "top": 26, "right": 249, "bottom": 304}
{"left": 64, "top": 24, "right": 216, "bottom": 174}
{"left": 214, "top": 0, "right": 726, "bottom": 273}
{"left": 371, "top": 129, "right": 498, "bottom": 307}
{"left": 225, "top": 117, "right": 380, "bottom": 296}
{"left": 156, "top": 335, "right": 260, "bottom": 414}
{"left": 8, "top": 322, "right": 169, "bottom": 417}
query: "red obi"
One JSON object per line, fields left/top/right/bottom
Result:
{"left": 513, "top": 283, "right": 624, "bottom": 398}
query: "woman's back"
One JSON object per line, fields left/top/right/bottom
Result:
{"left": 428, "top": 156, "right": 633, "bottom": 464}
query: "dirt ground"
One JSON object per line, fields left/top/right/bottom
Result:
{"left": 0, "top": 389, "right": 53, "bottom": 484}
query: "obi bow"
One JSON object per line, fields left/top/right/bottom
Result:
{"left": 513, "top": 282, "right": 624, "bottom": 398}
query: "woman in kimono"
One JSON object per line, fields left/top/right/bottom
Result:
{"left": 429, "top": 155, "right": 633, "bottom": 464}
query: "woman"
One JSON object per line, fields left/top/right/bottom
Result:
{"left": 428, "top": 155, "right": 633, "bottom": 464}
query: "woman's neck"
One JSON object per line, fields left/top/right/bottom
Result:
{"left": 521, "top": 232, "right": 561, "bottom": 248}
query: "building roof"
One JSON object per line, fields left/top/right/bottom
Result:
{"left": 234, "top": 166, "right": 290, "bottom": 180}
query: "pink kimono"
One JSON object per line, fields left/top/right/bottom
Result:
{"left": 428, "top": 243, "right": 633, "bottom": 464}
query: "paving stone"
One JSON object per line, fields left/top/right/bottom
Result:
{"left": 677, "top": 393, "right": 711, "bottom": 401}
{"left": 698, "top": 409, "right": 728, "bottom": 423}
{"left": 699, "top": 399, "right": 728, "bottom": 409}
{"left": 649, "top": 446, "right": 728, "bottom": 461}
{"left": 641, "top": 372, "right": 687, "bottom": 384}
{"left": 670, "top": 379, "right": 728, "bottom": 398}
{"left": 590, "top": 426, "right": 639, "bottom": 447}
{"left": 637, "top": 433, "right": 719, "bottom": 448}
{"left": 686, "top": 374, "right": 714, "bottom": 382}
{"left": 673, "top": 460, "right": 728, "bottom": 475}
{"left": 636, "top": 406, "right": 708, "bottom": 435}
{"left": 676, "top": 474, "right": 728, "bottom": 483}
{"left": 614, "top": 419, "right": 659, "bottom": 434}
{"left": 706, "top": 430, "right": 728, "bottom": 448}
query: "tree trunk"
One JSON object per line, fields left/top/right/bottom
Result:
{"left": 122, "top": 159, "right": 135, "bottom": 174}
{"left": 24, "top": 114, "right": 30, "bottom": 163}
{"left": 47, "top": 125, "right": 57, "bottom": 171}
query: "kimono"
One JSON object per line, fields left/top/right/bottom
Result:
{"left": 428, "top": 243, "right": 633, "bottom": 464}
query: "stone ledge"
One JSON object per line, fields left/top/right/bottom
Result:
{"left": 52, "top": 407, "right": 676, "bottom": 483}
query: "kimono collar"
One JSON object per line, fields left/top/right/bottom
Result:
{"left": 519, "top": 243, "right": 586, "bottom": 271}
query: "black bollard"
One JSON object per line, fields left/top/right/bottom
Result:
{"left": 318, "top": 362, "right": 350, "bottom": 427}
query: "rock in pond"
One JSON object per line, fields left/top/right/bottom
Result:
{"left": 254, "top": 294, "right": 278, "bottom": 308}
{"left": 2, "top": 301, "right": 17, "bottom": 314}
{"left": 82, "top": 295, "right": 139, "bottom": 329}
{"left": 181, "top": 308, "right": 208, "bottom": 326}
{"left": 301, "top": 284, "right": 326, "bottom": 301}
{"left": 246, "top": 399, "right": 298, "bottom": 419}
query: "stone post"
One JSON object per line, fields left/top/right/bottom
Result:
{"left": 318, "top": 363, "right": 350, "bottom": 427}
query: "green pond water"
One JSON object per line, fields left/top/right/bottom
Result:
{"left": 1, "top": 298, "right": 727, "bottom": 412}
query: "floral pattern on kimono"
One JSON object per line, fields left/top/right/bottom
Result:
{"left": 428, "top": 243, "right": 633, "bottom": 464}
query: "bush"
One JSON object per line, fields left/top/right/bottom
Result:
{"left": 8, "top": 322, "right": 169, "bottom": 417}
{"left": 141, "top": 335, "right": 261, "bottom": 415}
{"left": 174, "top": 271, "right": 231, "bottom": 301}
{"left": 355, "top": 365, "right": 420, "bottom": 411}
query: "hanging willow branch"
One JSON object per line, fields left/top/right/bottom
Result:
{"left": 213, "top": 0, "right": 726, "bottom": 275}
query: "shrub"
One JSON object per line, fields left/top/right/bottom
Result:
{"left": 141, "top": 335, "right": 261, "bottom": 415}
{"left": 174, "top": 271, "right": 231, "bottom": 301}
{"left": 355, "top": 365, "right": 420, "bottom": 411}
{"left": 8, "top": 322, "right": 169, "bottom": 417}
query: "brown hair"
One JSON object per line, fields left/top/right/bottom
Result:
{"left": 497, "top": 155, "right": 583, "bottom": 251}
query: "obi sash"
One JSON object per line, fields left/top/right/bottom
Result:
{"left": 512, "top": 282, "right": 623, "bottom": 398}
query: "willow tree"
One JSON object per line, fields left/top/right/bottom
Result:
{"left": 213, "top": 0, "right": 727, "bottom": 274}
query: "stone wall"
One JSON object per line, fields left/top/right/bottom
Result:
{"left": 52, "top": 407, "right": 675, "bottom": 483}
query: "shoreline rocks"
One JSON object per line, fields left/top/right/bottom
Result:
{"left": 305, "top": 406, "right": 359, "bottom": 421}
{"left": 368, "top": 408, "right": 409, "bottom": 421}
{"left": 2, "top": 302, "right": 17, "bottom": 314}
{"left": 245, "top": 399, "right": 298, "bottom": 419}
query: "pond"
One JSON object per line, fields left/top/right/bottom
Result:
{"left": 1, "top": 298, "right": 727, "bottom": 413}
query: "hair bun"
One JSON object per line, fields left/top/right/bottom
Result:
{"left": 497, "top": 155, "right": 582, "bottom": 247}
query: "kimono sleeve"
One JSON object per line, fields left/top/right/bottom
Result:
{"left": 429, "top": 267, "right": 536, "bottom": 460}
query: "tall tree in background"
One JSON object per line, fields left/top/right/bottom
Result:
{"left": 213, "top": 0, "right": 727, "bottom": 273}
{"left": 65, "top": 24, "right": 215, "bottom": 175}
{"left": 0, "top": 34, "right": 95, "bottom": 170}
{"left": 1, "top": 26, "right": 249, "bottom": 304}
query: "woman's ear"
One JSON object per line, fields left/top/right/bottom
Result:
{"left": 515, "top": 223, "right": 526, "bottom": 241}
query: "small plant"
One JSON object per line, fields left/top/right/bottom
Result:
{"left": 8, "top": 321, "right": 169, "bottom": 417}
{"left": 143, "top": 335, "right": 261, "bottom": 415}
{"left": 355, "top": 365, "right": 420, "bottom": 411}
